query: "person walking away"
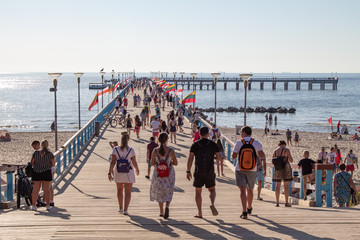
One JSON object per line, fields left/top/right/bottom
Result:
{"left": 124, "top": 97, "right": 128, "bottom": 109}
{"left": 334, "top": 164, "right": 357, "bottom": 207}
{"left": 150, "top": 133, "right": 178, "bottom": 219}
{"left": 115, "top": 99, "right": 121, "bottom": 114}
{"left": 210, "top": 124, "right": 221, "bottom": 142}
{"left": 134, "top": 115, "right": 141, "bottom": 139}
{"left": 133, "top": 94, "right": 137, "bottom": 107}
{"left": 126, "top": 114, "right": 133, "bottom": 136}
{"left": 256, "top": 154, "right": 267, "bottom": 201}
{"left": 108, "top": 133, "right": 139, "bottom": 215}
{"left": 294, "top": 132, "right": 300, "bottom": 146}
{"left": 144, "top": 103, "right": 151, "bottom": 126}
{"left": 177, "top": 115, "right": 184, "bottom": 133}
{"left": 193, "top": 127, "right": 201, "bottom": 142}
{"left": 216, "top": 139, "right": 225, "bottom": 177}
{"left": 274, "top": 115, "right": 278, "bottom": 125}
{"left": 155, "top": 104, "right": 161, "bottom": 119}
{"left": 297, "top": 151, "right": 316, "bottom": 200}
{"left": 345, "top": 150, "right": 357, "bottom": 177}
{"left": 145, "top": 137, "right": 159, "bottom": 179}
{"left": 162, "top": 95, "right": 166, "bottom": 111}
{"left": 272, "top": 140, "right": 294, "bottom": 207}
{"left": 326, "top": 147, "right": 337, "bottom": 175}
{"left": 318, "top": 147, "right": 328, "bottom": 163}
{"left": 160, "top": 120, "right": 168, "bottom": 134}
{"left": 151, "top": 116, "right": 161, "bottom": 143}
{"left": 232, "top": 126, "right": 266, "bottom": 219}
{"left": 169, "top": 117, "right": 177, "bottom": 144}
{"left": 337, "top": 121, "right": 341, "bottom": 134}
{"left": 140, "top": 109, "right": 146, "bottom": 130}
{"left": 187, "top": 127, "right": 221, "bottom": 218}
{"left": 31, "top": 140, "right": 55, "bottom": 211}
{"left": 334, "top": 144, "right": 342, "bottom": 173}
{"left": 286, "top": 129, "right": 292, "bottom": 146}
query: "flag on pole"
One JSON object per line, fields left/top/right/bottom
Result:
{"left": 156, "top": 80, "right": 165, "bottom": 86}
{"left": 165, "top": 84, "right": 176, "bottom": 93}
{"left": 114, "top": 82, "right": 120, "bottom": 90}
{"left": 174, "top": 88, "right": 183, "bottom": 97}
{"left": 162, "top": 83, "right": 170, "bottom": 89}
{"left": 180, "top": 91, "right": 195, "bottom": 105}
{"left": 98, "top": 86, "right": 110, "bottom": 96}
{"left": 159, "top": 81, "right": 166, "bottom": 87}
{"left": 88, "top": 92, "right": 99, "bottom": 111}
{"left": 328, "top": 117, "right": 332, "bottom": 124}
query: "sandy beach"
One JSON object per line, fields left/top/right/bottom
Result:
{"left": 0, "top": 131, "right": 77, "bottom": 166}
{"left": 219, "top": 127, "right": 360, "bottom": 184}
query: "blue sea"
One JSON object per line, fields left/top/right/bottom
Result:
{"left": 0, "top": 72, "right": 359, "bottom": 133}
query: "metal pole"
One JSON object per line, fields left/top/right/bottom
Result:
{"left": 244, "top": 85, "right": 247, "bottom": 126}
{"left": 77, "top": 77, "right": 81, "bottom": 129}
{"left": 192, "top": 75, "right": 195, "bottom": 108}
{"left": 54, "top": 79, "right": 58, "bottom": 150}
{"left": 215, "top": 77, "right": 217, "bottom": 125}
{"left": 101, "top": 74, "right": 104, "bottom": 108}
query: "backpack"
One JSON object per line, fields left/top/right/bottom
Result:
{"left": 238, "top": 139, "right": 257, "bottom": 171}
{"left": 212, "top": 129, "right": 219, "bottom": 141}
{"left": 155, "top": 148, "right": 171, "bottom": 178}
{"left": 115, "top": 147, "right": 132, "bottom": 173}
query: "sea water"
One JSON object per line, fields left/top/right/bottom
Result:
{"left": 0, "top": 72, "right": 359, "bottom": 133}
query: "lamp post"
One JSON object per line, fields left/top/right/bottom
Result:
{"left": 100, "top": 71, "right": 106, "bottom": 108}
{"left": 240, "top": 74, "right": 253, "bottom": 126}
{"left": 164, "top": 72, "right": 168, "bottom": 80}
{"left": 211, "top": 73, "right": 221, "bottom": 125}
{"left": 74, "top": 73, "right": 84, "bottom": 130}
{"left": 190, "top": 73, "right": 197, "bottom": 108}
{"left": 173, "top": 72, "right": 177, "bottom": 80}
{"left": 48, "top": 73, "right": 62, "bottom": 151}
{"left": 111, "top": 70, "right": 115, "bottom": 80}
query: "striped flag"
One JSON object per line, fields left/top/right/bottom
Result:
{"left": 88, "top": 92, "right": 99, "bottom": 111}
{"left": 174, "top": 88, "right": 183, "bottom": 97}
{"left": 98, "top": 86, "right": 109, "bottom": 96}
{"left": 162, "top": 83, "right": 170, "bottom": 89}
{"left": 165, "top": 84, "right": 176, "bottom": 93}
{"left": 156, "top": 80, "right": 165, "bottom": 86}
{"left": 114, "top": 82, "right": 120, "bottom": 90}
{"left": 180, "top": 91, "right": 195, "bottom": 105}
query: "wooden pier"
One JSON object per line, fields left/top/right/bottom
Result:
{"left": 164, "top": 77, "right": 338, "bottom": 91}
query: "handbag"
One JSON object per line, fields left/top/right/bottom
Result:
{"left": 272, "top": 148, "right": 286, "bottom": 171}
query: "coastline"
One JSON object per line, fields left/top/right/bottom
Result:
{"left": 218, "top": 127, "right": 360, "bottom": 184}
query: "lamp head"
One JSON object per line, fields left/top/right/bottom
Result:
{"left": 173, "top": 72, "right": 177, "bottom": 75}
{"left": 240, "top": 74, "right": 253, "bottom": 82}
{"left": 100, "top": 71, "right": 106, "bottom": 76}
{"left": 211, "top": 73, "right": 220, "bottom": 78}
{"left": 74, "top": 72, "right": 84, "bottom": 78}
{"left": 48, "top": 73, "right": 62, "bottom": 80}
{"left": 190, "top": 73, "right": 197, "bottom": 77}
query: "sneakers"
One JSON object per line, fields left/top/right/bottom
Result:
{"left": 46, "top": 206, "right": 50, "bottom": 211}
{"left": 240, "top": 212, "right": 248, "bottom": 219}
{"left": 31, "top": 206, "right": 37, "bottom": 211}
{"left": 123, "top": 211, "right": 129, "bottom": 215}
{"left": 257, "top": 197, "right": 263, "bottom": 201}
{"left": 50, "top": 202, "right": 55, "bottom": 207}
{"left": 118, "top": 209, "right": 123, "bottom": 214}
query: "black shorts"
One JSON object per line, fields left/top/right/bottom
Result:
{"left": 193, "top": 173, "right": 216, "bottom": 188}
{"left": 32, "top": 170, "right": 52, "bottom": 181}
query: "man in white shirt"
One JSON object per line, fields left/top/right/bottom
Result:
{"left": 210, "top": 124, "right": 221, "bottom": 142}
{"left": 232, "top": 126, "right": 265, "bottom": 219}
{"left": 326, "top": 147, "right": 337, "bottom": 175}
{"left": 318, "top": 147, "right": 328, "bottom": 163}
{"left": 150, "top": 116, "right": 161, "bottom": 142}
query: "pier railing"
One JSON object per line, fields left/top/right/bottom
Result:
{"left": 1, "top": 84, "right": 130, "bottom": 208}
{"left": 183, "top": 114, "right": 334, "bottom": 207}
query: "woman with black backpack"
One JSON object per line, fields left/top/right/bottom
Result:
{"left": 149, "top": 133, "right": 178, "bottom": 219}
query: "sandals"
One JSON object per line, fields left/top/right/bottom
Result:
{"left": 164, "top": 207, "right": 169, "bottom": 219}
{"left": 285, "top": 203, "right": 292, "bottom": 207}
{"left": 240, "top": 212, "right": 248, "bottom": 219}
{"left": 210, "top": 205, "right": 218, "bottom": 216}
{"left": 247, "top": 207, "right": 252, "bottom": 215}
{"left": 194, "top": 215, "right": 203, "bottom": 219}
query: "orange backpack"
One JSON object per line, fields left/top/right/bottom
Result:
{"left": 238, "top": 139, "right": 257, "bottom": 171}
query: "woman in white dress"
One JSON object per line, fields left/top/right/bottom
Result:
{"left": 108, "top": 133, "right": 139, "bottom": 215}
{"left": 150, "top": 133, "right": 178, "bottom": 219}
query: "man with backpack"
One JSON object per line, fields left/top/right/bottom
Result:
{"left": 232, "top": 126, "right": 265, "bottom": 219}
{"left": 210, "top": 124, "right": 221, "bottom": 142}
{"left": 186, "top": 127, "right": 222, "bottom": 218}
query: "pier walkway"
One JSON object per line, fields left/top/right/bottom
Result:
{"left": 1, "top": 88, "right": 359, "bottom": 240}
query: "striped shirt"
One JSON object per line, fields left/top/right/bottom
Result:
{"left": 32, "top": 150, "right": 54, "bottom": 173}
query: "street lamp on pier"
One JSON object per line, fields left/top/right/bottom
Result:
{"left": 211, "top": 73, "right": 221, "bottom": 125}
{"left": 240, "top": 74, "right": 253, "bottom": 126}
{"left": 48, "top": 72, "right": 62, "bottom": 151}
{"left": 173, "top": 72, "right": 177, "bottom": 80}
{"left": 74, "top": 72, "right": 84, "bottom": 130}
{"left": 100, "top": 71, "right": 106, "bottom": 108}
{"left": 190, "top": 73, "right": 197, "bottom": 108}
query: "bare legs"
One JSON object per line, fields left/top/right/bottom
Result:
{"left": 216, "top": 159, "right": 224, "bottom": 177}
{"left": 158, "top": 201, "right": 171, "bottom": 216}
{"left": 195, "top": 187, "right": 216, "bottom": 217}
{"left": 116, "top": 183, "right": 133, "bottom": 212}
{"left": 275, "top": 181, "right": 290, "bottom": 205}
{"left": 32, "top": 181, "right": 51, "bottom": 208}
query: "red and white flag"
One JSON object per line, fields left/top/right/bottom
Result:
{"left": 162, "top": 83, "right": 170, "bottom": 89}
{"left": 98, "top": 86, "right": 109, "bottom": 96}
{"left": 174, "top": 88, "right": 183, "bottom": 97}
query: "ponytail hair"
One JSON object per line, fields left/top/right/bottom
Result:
{"left": 41, "top": 140, "right": 50, "bottom": 155}
{"left": 120, "top": 133, "right": 129, "bottom": 151}
{"left": 158, "top": 133, "right": 168, "bottom": 156}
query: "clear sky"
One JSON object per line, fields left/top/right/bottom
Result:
{"left": 1, "top": 0, "right": 359, "bottom": 73}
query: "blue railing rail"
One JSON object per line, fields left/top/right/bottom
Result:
{"left": 193, "top": 116, "right": 334, "bottom": 207}
{"left": 0, "top": 84, "right": 130, "bottom": 208}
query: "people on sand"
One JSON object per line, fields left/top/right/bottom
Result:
{"left": 232, "top": 126, "right": 266, "bottom": 219}
{"left": 145, "top": 137, "right": 159, "bottom": 179}
{"left": 286, "top": 129, "right": 292, "bottom": 146}
{"left": 294, "top": 132, "right": 300, "bottom": 146}
{"left": 150, "top": 133, "right": 178, "bottom": 219}
{"left": 108, "top": 133, "right": 139, "bottom": 215}
{"left": 272, "top": 140, "right": 293, "bottom": 207}
{"left": 334, "top": 163, "right": 356, "bottom": 207}
{"left": 0, "top": 132, "right": 11, "bottom": 141}
{"left": 352, "top": 133, "right": 359, "bottom": 141}
{"left": 31, "top": 140, "right": 55, "bottom": 211}
{"left": 187, "top": 126, "right": 221, "bottom": 218}
{"left": 216, "top": 139, "right": 225, "bottom": 177}
{"left": 297, "top": 151, "right": 315, "bottom": 200}
{"left": 345, "top": 150, "right": 358, "bottom": 177}
{"left": 318, "top": 147, "right": 328, "bottom": 163}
